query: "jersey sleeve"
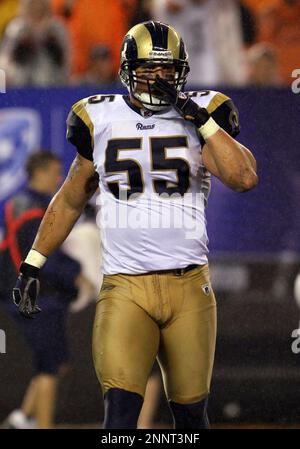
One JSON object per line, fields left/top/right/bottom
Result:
{"left": 66, "top": 98, "right": 94, "bottom": 161}
{"left": 206, "top": 92, "right": 240, "bottom": 138}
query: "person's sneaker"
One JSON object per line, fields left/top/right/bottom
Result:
{"left": 0, "top": 410, "right": 37, "bottom": 429}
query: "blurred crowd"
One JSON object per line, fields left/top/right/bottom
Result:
{"left": 0, "top": 0, "right": 298, "bottom": 88}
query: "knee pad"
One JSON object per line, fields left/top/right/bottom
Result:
{"left": 169, "top": 396, "right": 209, "bottom": 429}
{"left": 103, "top": 388, "right": 143, "bottom": 429}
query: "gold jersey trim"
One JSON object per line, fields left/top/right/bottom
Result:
{"left": 207, "top": 92, "right": 229, "bottom": 114}
{"left": 72, "top": 99, "right": 94, "bottom": 147}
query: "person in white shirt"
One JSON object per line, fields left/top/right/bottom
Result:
{"left": 151, "top": 0, "right": 247, "bottom": 86}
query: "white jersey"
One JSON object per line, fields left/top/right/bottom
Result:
{"left": 67, "top": 91, "right": 239, "bottom": 274}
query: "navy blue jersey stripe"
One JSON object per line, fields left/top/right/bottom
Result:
{"left": 66, "top": 110, "right": 94, "bottom": 161}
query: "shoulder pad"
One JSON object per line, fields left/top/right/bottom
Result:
{"left": 66, "top": 98, "right": 94, "bottom": 161}
{"left": 189, "top": 90, "right": 240, "bottom": 138}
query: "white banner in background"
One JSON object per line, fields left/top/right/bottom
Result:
{"left": 0, "top": 108, "right": 41, "bottom": 201}
{"left": 0, "top": 329, "right": 6, "bottom": 354}
{"left": 0, "top": 69, "right": 5, "bottom": 93}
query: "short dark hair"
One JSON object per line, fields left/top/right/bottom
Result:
{"left": 25, "top": 150, "right": 61, "bottom": 180}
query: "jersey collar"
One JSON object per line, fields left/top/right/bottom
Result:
{"left": 122, "top": 95, "right": 172, "bottom": 118}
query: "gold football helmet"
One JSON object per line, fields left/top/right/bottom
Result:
{"left": 119, "top": 21, "right": 189, "bottom": 111}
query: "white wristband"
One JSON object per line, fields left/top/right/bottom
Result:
{"left": 199, "top": 117, "right": 220, "bottom": 140}
{"left": 24, "top": 249, "right": 47, "bottom": 269}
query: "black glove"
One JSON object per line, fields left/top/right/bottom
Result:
{"left": 13, "top": 262, "right": 41, "bottom": 319}
{"left": 152, "top": 75, "right": 210, "bottom": 128}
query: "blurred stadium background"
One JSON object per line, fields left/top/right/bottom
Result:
{"left": 1, "top": 0, "right": 300, "bottom": 428}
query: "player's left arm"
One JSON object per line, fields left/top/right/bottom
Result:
{"left": 152, "top": 77, "right": 259, "bottom": 193}
{"left": 202, "top": 129, "right": 258, "bottom": 192}
{"left": 200, "top": 93, "right": 257, "bottom": 191}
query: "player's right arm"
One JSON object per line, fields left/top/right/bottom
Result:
{"left": 32, "top": 92, "right": 99, "bottom": 256}
{"left": 12, "top": 155, "right": 98, "bottom": 318}
{"left": 13, "top": 98, "right": 98, "bottom": 318}
{"left": 32, "top": 154, "right": 98, "bottom": 256}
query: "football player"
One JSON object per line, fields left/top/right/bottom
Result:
{"left": 12, "top": 21, "right": 258, "bottom": 429}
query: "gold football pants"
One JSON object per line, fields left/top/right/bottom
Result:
{"left": 92, "top": 264, "right": 217, "bottom": 404}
